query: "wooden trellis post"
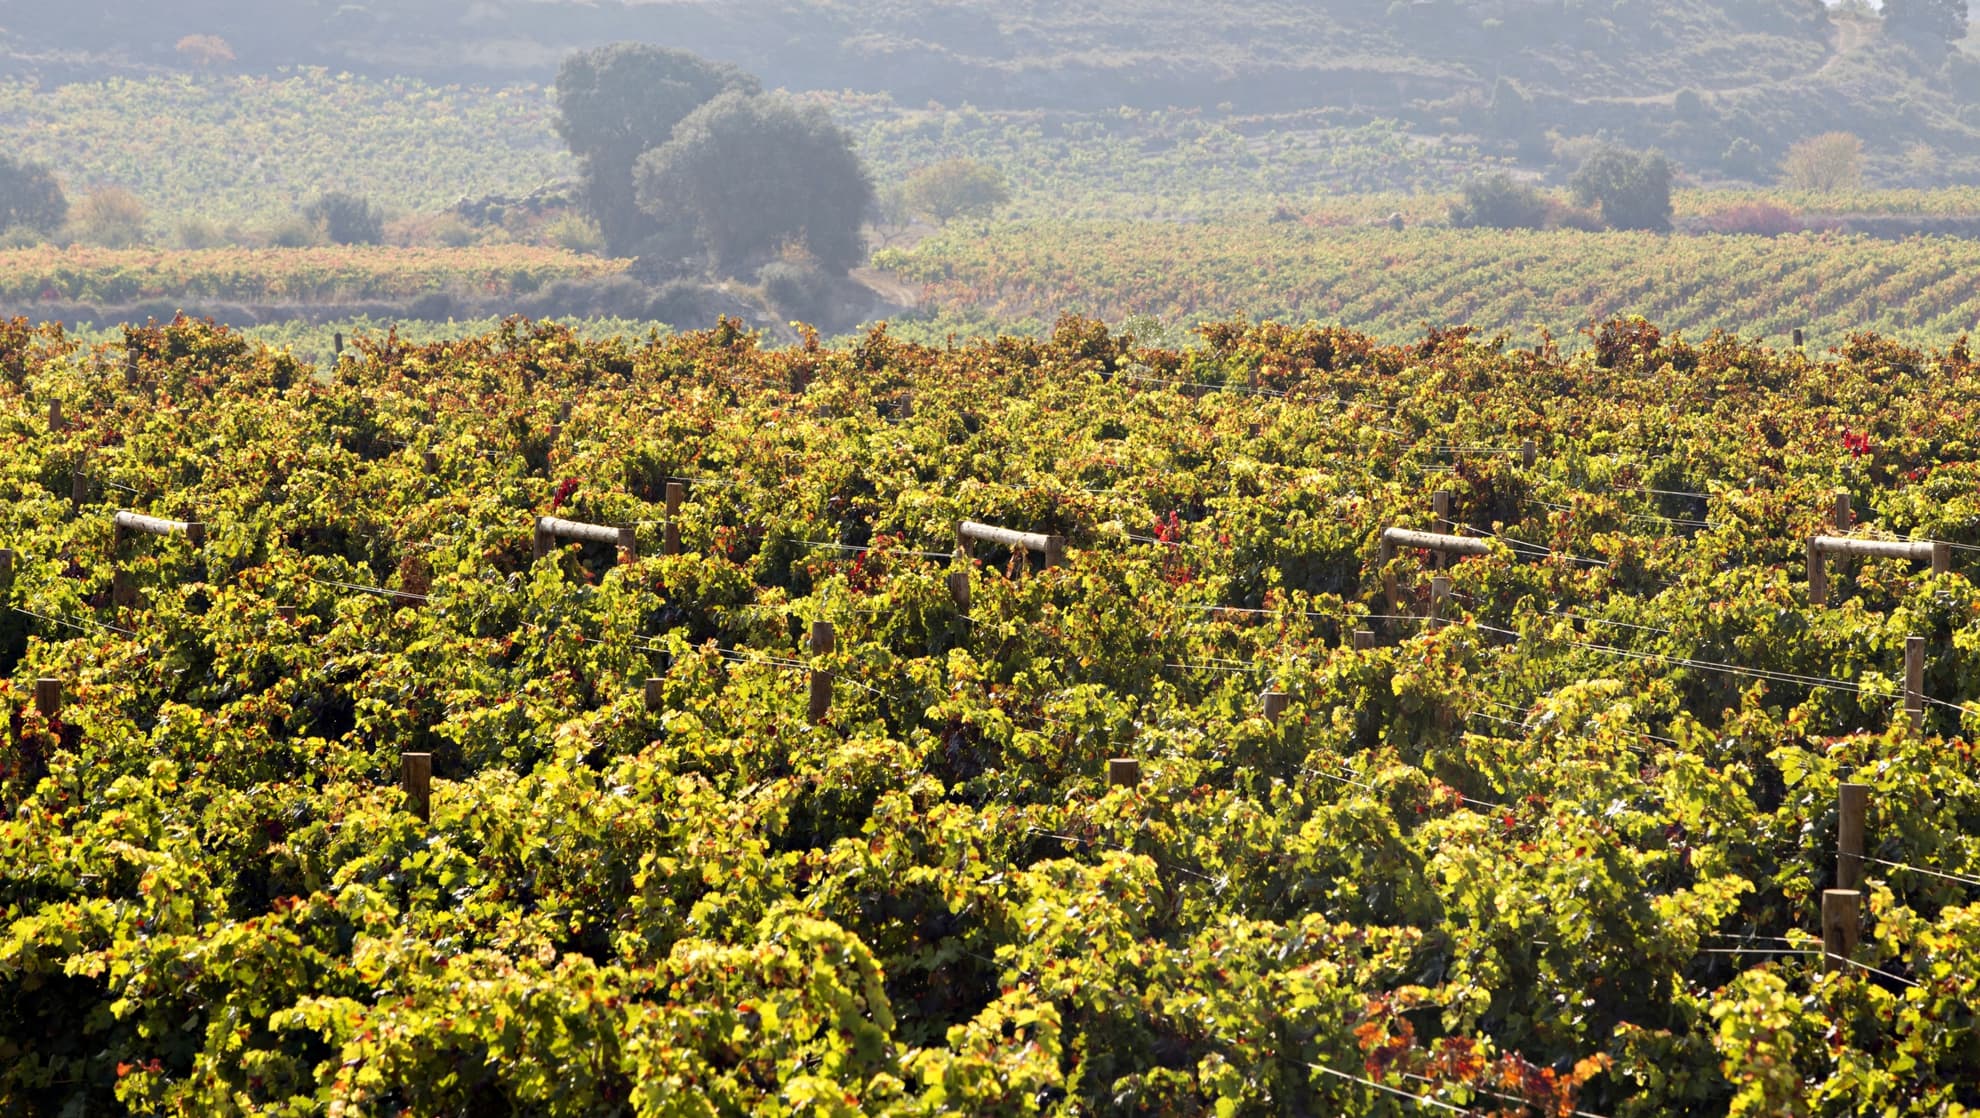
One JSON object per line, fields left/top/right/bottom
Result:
{"left": 1905, "top": 635, "right": 1925, "bottom": 734}
{"left": 1805, "top": 537, "right": 1947, "bottom": 607}
{"left": 808, "top": 620, "right": 834, "bottom": 723}
{"left": 112, "top": 512, "right": 205, "bottom": 607}
{"left": 0, "top": 548, "right": 13, "bottom": 592}
{"left": 1430, "top": 576, "right": 1452, "bottom": 627}
{"left": 1520, "top": 439, "right": 1537, "bottom": 469}
{"left": 644, "top": 677, "right": 664, "bottom": 712}
{"left": 1377, "top": 527, "right": 1489, "bottom": 612}
{"left": 1261, "top": 689, "right": 1288, "bottom": 723}
{"left": 1432, "top": 491, "right": 1452, "bottom": 569}
{"left": 958, "top": 521, "right": 1066, "bottom": 568}
{"left": 402, "top": 752, "right": 432, "bottom": 822}
{"left": 34, "top": 678, "right": 61, "bottom": 719}
{"left": 664, "top": 482, "right": 685, "bottom": 557}
{"left": 47, "top": 399, "right": 62, "bottom": 432}
{"left": 533, "top": 517, "right": 637, "bottom": 565}
{"left": 1108, "top": 757, "right": 1141, "bottom": 787}
{"left": 1833, "top": 490, "right": 1853, "bottom": 531}
{"left": 1353, "top": 628, "right": 1375, "bottom": 651}
{"left": 1837, "top": 783, "right": 1868, "bottom": 891}
{"left": 71, "top": 454, "right": 89, "bottom": 510}
{"left": 947, "top": 568, "right": 971, "bottom": 616}
{"left": 1822, "top": 889, "right": 1858, "bottom": 973}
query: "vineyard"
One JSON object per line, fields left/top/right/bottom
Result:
{"left": 878, "top": 222, "right": 1980, "bottom": 347}
{"left": 3, "top": 313, "right": 1980, "bottom": 1114}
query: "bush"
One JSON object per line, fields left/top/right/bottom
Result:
{"left": 758, "top": 259, "right": 834, "bottom": 323}
{"left": 1570, "top": 146, "right": 1673, "bottom": 232}
{"left": 304, "top": 192, "right": 384, "bottom": 245}
{"left": 172, "top": 216, "right": 227, "bottom": 249}
{"left": 0, "top": 155, "right": 68, "bottom": 238}
{"left": 544, "top": 212, "right": 606, "bottom": 254}
{"left": 901, "top": 158, "right": 1011, "bottom": 223}
{"left": 68, "top": 187, "right": 148, "bottom": 247}
{"left": 1695, "top": 202, "right": 1804, "bottom": 236}
{"left": 1449, "top": 173, "right": 1550, "bottom": 229}
{"left": 262, "top": 215, "right": 319, "bottom": 248}
{"left": 1780, "top": 132, "right": 1864, "bottom": 193}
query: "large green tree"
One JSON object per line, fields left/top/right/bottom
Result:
{"left": 634, "top": 91, "right": 872, "bottom": 277}
{"left": 0, "top": 155, "right": 67, "bottom": 237}
{"left": 1570, "top": 146, "right": 1673, "bottom": 232}
{"left": 553, "top": 44, "right": 758, "bottom": 257}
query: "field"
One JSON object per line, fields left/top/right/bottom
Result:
{"left": 876, "top": 222, "right": 1980, "bottom": 347}
{"left": 2, "top": 314, "right": 1979, "bottom": 1113}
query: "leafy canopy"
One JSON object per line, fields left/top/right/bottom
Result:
{"left": 1570, "top": 145, "right": 1674, "bottom": 232}
{"left": 553, "top": 43, "right": 759, "bottom": 257}
{"left": 0, "top": 155, "right": 66, "bottom": 237}
{"left": 634, "top": 91, "right": 872, "bottom": 277}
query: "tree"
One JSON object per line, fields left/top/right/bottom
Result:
{"left": 1882, "top": 0, "right": 1968, "bottom": 44}
{"left": 901, "top": 158, "right": 1010, "bottom": 223}
{"left": 1448, "top": 173, "right": 1550, "bottom": 229}
{"left": 635, "top": 91, "right": 872, "bottom": 277}
{"left": 1779, "top": 132, "right": 1864, "bottom": 193}
{"left": 0, "top": 155, "right": 66, "bottom": 236}
{"left": 304, "top": 191, "right": 384, "bottom": 245}
{"left": 553, "top": 44, "right": 759, "bottom": 257}
{"left": 1569, "top": 146, "right": 1673, "bottom": 232}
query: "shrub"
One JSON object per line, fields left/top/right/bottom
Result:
{"left": 1449, "top": 173, "right": 1550, "bottom": 229}
{"left": 901, "top": 158, "right": 1011, "bottom": 224}
{"left": 1570, "top": 146, "right": 1673, "bottom": 232}
{"left": 0, "top": 155, "right": 68, "bottom": 237}
{"left": 304, "top": 191, "right": 384, "bottom": 245}
{"left": 544, "top": 212, "right": 606, "bottom": 254}
{"left": 262, "top": 215, "right": 319, "bottom": 248}
{"left": 1780, "top": 133, "right": 1864, "bottom": 193}
{"left": 759, "top": 258, "right": 834, "bottom": 323}
{"left": 68, "top": 187, "right": 148, "bottom": 247}
{"left": 1695, "top": 202, "right": 1804, "bottom": 236}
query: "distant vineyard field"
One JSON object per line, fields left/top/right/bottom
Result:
{"left": 877, "top": 222, "right": 1980, "bottom": 347}
{"left": 0, "top": 246, "right": 627, "bottom": 306}
{"left": 0, "top": 71, "right": 573, "bottom": 229}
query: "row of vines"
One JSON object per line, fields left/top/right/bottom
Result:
{"left": 1, "top": 313, "right": 1978, "bottom": 1114}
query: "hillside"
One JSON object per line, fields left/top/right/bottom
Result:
{"left": 7, "top": 1, "right": 1976, "bottom": 183}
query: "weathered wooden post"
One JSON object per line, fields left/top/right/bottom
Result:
{"left": 277, "top": 605, "right": 298, "bottom": 623}
{"left": 947, "top": 568, "right": 971, "bottom": 616}
{"left": 1432, "top": 491, "right": 1452, "bottom": 569}
{"left": 1353, "top": 628, "right": 1375, "bottom": 651}
{"left": 34, "top": 678, "right": 61, "bottom": 719}
{"left": 1836, "top": 783, "right": 1868, "bottom": 891}
{"left": 333, "top": 332, "right": 344, "bottom": 359}
{"left": 1793, "top": 328, "right": 1805, "bottom": 350}
{"left": 1833, "top": 490, "right": 1853, "bottom": 531}
{"left": 959, "top": 521, "right": 1067, "bottom": 570}
{"left": 1108, "top": 757, "right": 1141, "bottom": 787}
{"left": 644, "top": 677, "right": 664, "bottom": 712}
{"left": 664, "top": 482, "right": 685, "bottom": 557}
{"left": 1806, "top": 537, "right": 1947, "bottom": 607}
{"left": 422, "top": 449, "right": 440, "bottom": 474}
{"left": 1822, "top": 889, "right": 1859, "bottom": 974}
{"left": 1378, "top": 527, "right": 1489, "bottom": 614}
{"left": 71, "top": 454, "right": 88, "bottom": 510}
{"left": 47, "top": 399, "right": 63, "bottom": 432}
{"left": 401, "top": 752, "right": 432, "bottom": 822}
{"left": 1520, "top": 439, "right": 1536, "bottom": 469}
{"left": 808, "top": 620, "right": 835, "bottom": 723}
{"left": 1905, "top": 635, "right": 1925, "bottom": 734}
{"left": 1430, "top": 576, "right": 1452, "bottom": 628}
{"left": 1261, "top": 690, "right": 1289, "bottom": 723}
{"left": 533, "top": 517, "right": 637, "bottom": 565}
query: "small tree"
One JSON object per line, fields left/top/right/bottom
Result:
{"left": 635, "top": 91, "right": 872, "bottom": 276}
{"left": 174, "top": 34, "right": 235, "bottom": 70}
{"left": 69, "top": 187, "right": 147, "bottom": 247}
{"left": 304, "top": 191, "right": 384, "bottom": 245}
{"left": 1570, "top": 146, "right": 1673, "bottom": 232}
{"left": 901, "top": 158, "right": 1010, "bottom": 223}
{"left": 1779, "top": 132, "right": 1864, "bottom": 192}
{"left": 0, "top": 155, "right": 66, "bottom": 236}
{"left": 1448, "top": 173, "right": 1550, "bottom": 229}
